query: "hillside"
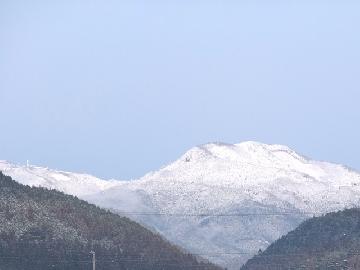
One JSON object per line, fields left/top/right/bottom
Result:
{"left": 2, "top": 141, "right": 360, "bottom": 269}
{"left": 0, "top": 172, "right": 220, "bottom": 270}
{"left": 241, "top": 208, "right": 360, "bottom": 270}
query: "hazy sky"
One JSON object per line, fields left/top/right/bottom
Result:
{"left": 1, "top": 1, "right": 359, "bottom": 179}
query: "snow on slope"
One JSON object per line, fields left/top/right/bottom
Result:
{"left": 0, "top": 160, "right": 119, "bottom": 197}
{"left": 2, "top": 142, "right": 360, "bottom": 269}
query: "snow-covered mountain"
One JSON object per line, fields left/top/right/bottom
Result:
{"left": 2, "top": 141, "right": 360, "bottom": 269}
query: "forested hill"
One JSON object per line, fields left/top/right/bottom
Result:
{"left": 0, "top": 172, "right": 221, "bottom": 270}
{"left": 241, "top": 208, "right": 360, "bottom": 270}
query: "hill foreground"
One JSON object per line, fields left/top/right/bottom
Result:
{"left": 0, "top": 171, "right": 220, "bottom": 270}
{"left": 242, "top": 208, "right": 360, "bottom": 270}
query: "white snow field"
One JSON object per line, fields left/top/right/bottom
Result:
{"left": 1, "top": 141, "right": 360, "bottom": 269}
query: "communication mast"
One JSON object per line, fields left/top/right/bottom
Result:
{"left": 90, "top": 251, "right": 96, "bottom": 270}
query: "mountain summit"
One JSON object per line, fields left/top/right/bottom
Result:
{"left": 1, "top": 142, "right": 360, "bottom": 269}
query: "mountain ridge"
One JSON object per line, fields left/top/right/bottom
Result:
{"left": 1, "top": 141, "right": 360, "bottom": 269}
{"left": 0, "top": 171, "right": 220, "bottom": 270}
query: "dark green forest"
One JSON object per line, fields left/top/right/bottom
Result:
{"left": 241, "top": 208, "right": 360, "bottom": 270}
{"left": 0, "top": 172, "right": 221, "bottom": 270}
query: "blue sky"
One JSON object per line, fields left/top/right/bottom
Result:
{"left": 0, "top": 1, "right": 359, "bottom": 179}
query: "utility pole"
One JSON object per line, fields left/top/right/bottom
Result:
{"left": 90, "top": 251, "right": 96, "bottom": 270}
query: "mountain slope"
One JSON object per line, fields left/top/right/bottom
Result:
{"left": 2, "top": 141, "right": 360, "bottom": 269}
{"left": 0, "top": 172, "right": 220, "bottom": 270}
{"left": 241, "top": 208, "right": 360, "bottom": 270}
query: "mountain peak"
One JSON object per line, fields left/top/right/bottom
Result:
{"left": 178, "top": 141, "right": 307, "bottom": 166}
